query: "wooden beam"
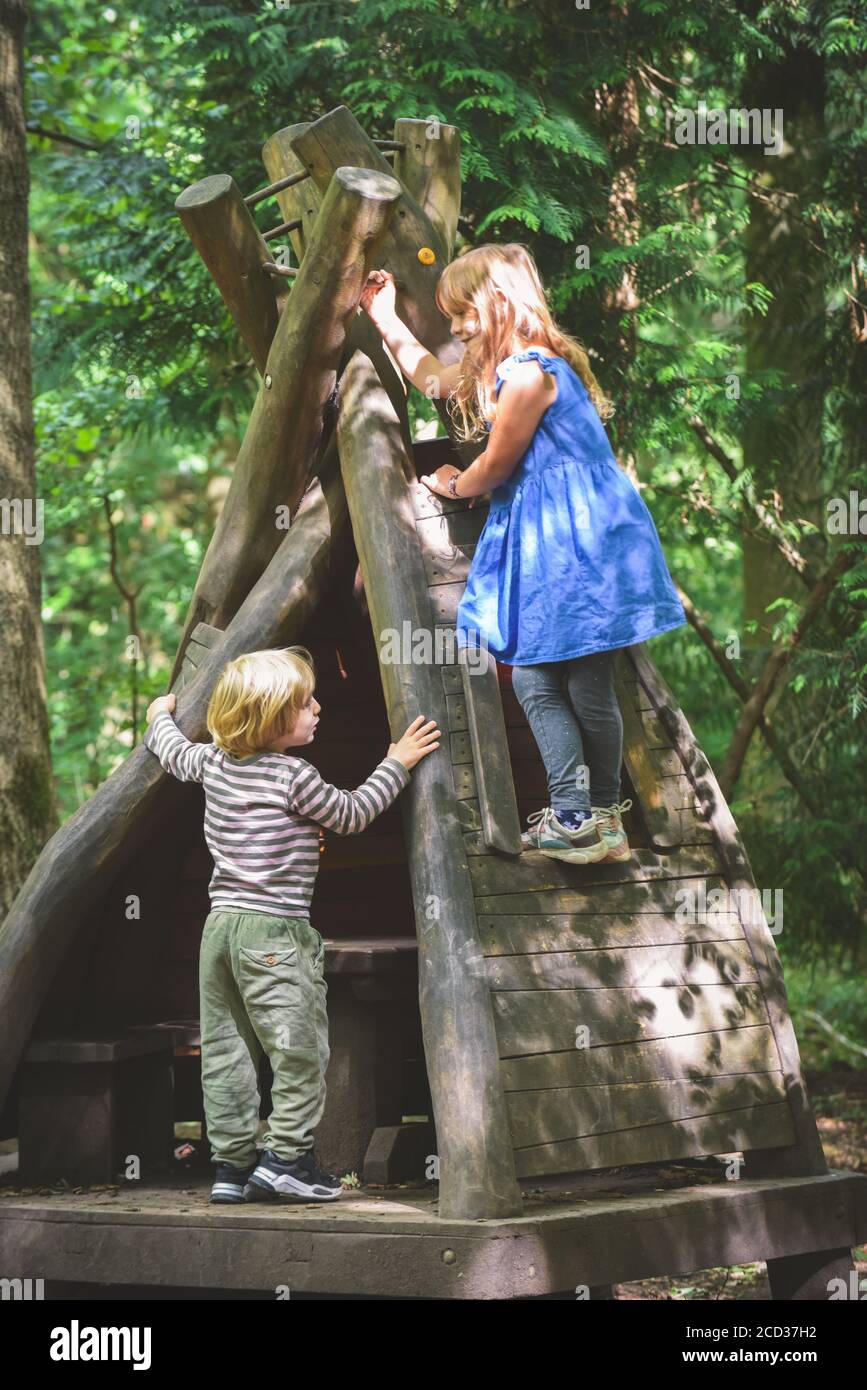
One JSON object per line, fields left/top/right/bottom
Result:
{"left": 335, "top": 348, "right": 523, "bottom": 1220}
{"left": 0, "top": 451, "right": 350, "bottom": 1114}
{"left": 171, "top": 165, "right": 402, "bottom": 679}
{"left": 175, "top": 173, "right": 283, "bottom": 374}
{"left": 289, "top": 105, "right": 483, "bottom": 466}
{"left": 260, "top": 123, "right": 318, "bottom": 263}
{"left": 459, "top": 647, "right": 522, "bottom": 854}
{"left": 392, "top": 116, "right": 462, "bottom": 262}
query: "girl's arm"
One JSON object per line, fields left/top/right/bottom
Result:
{"left": 359, "top": 270, "right": 462, "bottom": 398}
{"left": 424, "top": 359, "right": 556, "bottom": 499}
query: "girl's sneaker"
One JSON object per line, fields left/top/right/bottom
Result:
{"left": 591, "top": 799, "right": 634, "bottom": 862}
{"left": 244, "top": 1148, "right": 343, "bottom": 1202}
{"left": 210, "top": 1159, "right": 257, "bottom": 1204}
{"left": 520, "top": 807, "right": 608, "bottom": 864}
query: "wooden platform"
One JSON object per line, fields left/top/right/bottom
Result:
{"left": 1, "top": 1166, "right": 864, "bottom": 1299}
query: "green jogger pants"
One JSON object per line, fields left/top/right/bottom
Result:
{"left": 198, "top": 908, "right": 329, "bottom": 1168}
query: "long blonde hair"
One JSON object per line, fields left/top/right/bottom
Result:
{"left": 435, "top": 242, "right": 613, "bottom": 441}
{"left": 207, "top": 646, "right": 316, "bottom": 758}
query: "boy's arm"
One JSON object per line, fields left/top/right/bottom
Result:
{"left": 144, "top": 708, "right": 210, "bottom": 784}
{"left": 285, "top": 755, "right": 411, "bottom": 835}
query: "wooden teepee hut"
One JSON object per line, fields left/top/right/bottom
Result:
{"left": 0, "top": 106, "right": 863, "bottom": 1300}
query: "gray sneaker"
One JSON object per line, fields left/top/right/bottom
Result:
{"left": 521, "top": 807, "right": 608, "bottom": 864}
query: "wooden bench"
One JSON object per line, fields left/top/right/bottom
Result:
{"left": 18, "top": 1030, "right": 176, "bottom": 1185}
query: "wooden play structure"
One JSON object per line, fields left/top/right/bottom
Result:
{"left": 1, "top": 106, "right": 864, "bottom": 1300}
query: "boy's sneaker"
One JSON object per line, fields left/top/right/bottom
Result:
{"left": 210, "top": 1159, "right": 257, "bottom": 1204}
{"left": 520, "top": 806, "right": 608, "bottom": 864}
{"left": 592, "top": 799, "right": 633, "bottom": 862}
{"left": 244, "top": 1148, "right": 343, "bottom": 1203}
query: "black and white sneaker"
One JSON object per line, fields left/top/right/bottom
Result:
{"left": 244, "top": 1148, "right": 343, "bottom": 1202}
{"left": 210, "top": 1159, "right": 257, "bottom": 1204}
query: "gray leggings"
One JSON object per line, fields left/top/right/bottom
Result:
{"left": 510, "top": 650, "right": 623, "bottom": 816}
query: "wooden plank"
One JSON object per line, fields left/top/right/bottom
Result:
{"left": 411, "top": 477, "right": 487, "bottom": 520}
{"left": 486, "top": 941, "right": 758, "bottom": 992}
{"left": 466, "top": 844, "right": 721, "bottom": 892}
{"left": 445, "top": 693, "right": 467, "bottom": 732}
{"left": 506, "top": 1072, "right": 789, "bottom": 1149}
{"left": 500, "top": 1024, "right": 782, "bottom": 1089}
{"left": 429, "top": 582, "right": 462, "bottom": 626}
{"left": 0, "top": 1171, "right": 859, "bottom": 1297}
{"left": 188, "top": 622, "right": 224, "bottom": 652}
{"left": 513, "top": 1102, "right": 796, "bottom": 1178}
{"left": 416, "top": 506, "right": 483, "bottom": 550}
{"left": 475, "top": 875, "right": 728, "bottom": 918}
{"left": 492, "top": 983, "right": 770, "bottom": 1056}
{"left": 479, "top": 911, "right": 743, "bottom": 956}
{"left": 615, "top": 657, "right": 682, "bottom": 850}
{"left": 460, "top": 648, "right": 522, "bottom": 854}
{"left": 335, "top": 348, "right": 522, "bottom": 1220}
{"left": 422, "top": 543, "right": 476, "bottom": 586}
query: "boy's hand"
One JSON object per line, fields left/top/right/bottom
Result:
{"left": 359, "top": 268, "right": 397, "bottom": 327}
{"left": 146, "top": 693, "right": 176, "bottom": 725}
{"left": 387, "top": 715, "right": 441, "bottom": 770}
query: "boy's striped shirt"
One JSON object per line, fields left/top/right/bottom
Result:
{"left": 144, "top": 711, "right": 410, "bottom": 918}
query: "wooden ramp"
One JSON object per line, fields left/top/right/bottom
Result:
{"left": 398, "top": 455, "right": 808, "bottom": 1183}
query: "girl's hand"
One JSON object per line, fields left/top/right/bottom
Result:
{"left": 387, "top": 715, "right": 441, "bottom": 770}
{"left": 420, "top": 464, "right": 476, "bottom": 508}
{"left": 146, "top": 693, "right": 176, "bottom": 725}
{"left": 359, "top": 268, "right": 397, "bottom": 327}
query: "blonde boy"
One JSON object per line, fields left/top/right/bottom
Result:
{"left": 145, "top": 646, "right": 439, "bottom": 1204}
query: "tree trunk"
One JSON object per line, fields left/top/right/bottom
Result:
{"left": 0, "top": 0, "right": 58, "bottom": 916}
{"left": 741, "top": 44, "right": 827, "bottom": 643}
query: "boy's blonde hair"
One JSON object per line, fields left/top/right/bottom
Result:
{"left": 207, "top": 646, "right": 316, "bottom": 758}
{"left": 434, "top": 242, "right": 614, "bottom": 441}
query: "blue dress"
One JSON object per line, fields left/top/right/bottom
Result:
{"left": 455, "top": 349, "right": 686, "bottom": 665}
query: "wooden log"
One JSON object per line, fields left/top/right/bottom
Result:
{"left": 460, "top": 646, "right": 522, "bottom": 854}
{"left": 292, "top": 107, "right": 450, "bottom": 344}
{"left": 392, "top": 116, "right": 462, "bottom": 261}
{"left": 0, "top": 451, "right": 350, "bottom": 1113}
{"left": 289, "top": 106, "right": 482, "bottom": 467}
{"left": 170, "top": 165, "right": 402, "bottom": 680}
{"left": 175, "top": 173, "right": 285, "bottom": 374}
{"left": 335, "top": 348, "right": 522, "bottom": 1220}
{"left": 261, "top": 124, "right": 422, "bottom": 460}
{"left": 261, "top": 123, "right": 317, "bottom": 263}
{"left": 625, "top": 644, "right": 830, "bottom": 1179}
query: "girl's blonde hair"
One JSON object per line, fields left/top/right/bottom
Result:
{"left": 434, "top": 242, "right": 614, "bottom": 441}
{"left": 207, "top": 646, "right": 316, "bottom": 758}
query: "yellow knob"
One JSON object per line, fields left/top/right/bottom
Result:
{"left": 418, "top": 246, "right": 436, "bottom": 265}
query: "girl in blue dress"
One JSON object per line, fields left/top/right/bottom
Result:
{"left": 361, "top": 243, "right": 685, "bottom": 865}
